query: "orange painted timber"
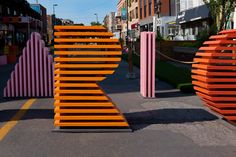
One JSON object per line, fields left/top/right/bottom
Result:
{"left": 192, "top": 64, "right": 236, "bottom": 70}
{"left": 54, "top": 25, "right": 129, "bottom": 130}
{"left": 55, "top": 88, "right": 103, "bottom": 94}
{"left": 54, "top": 114, "right": 125, "bottom": 120}
{"left": 54, "top": 51, "right": 122, "bottom": 55}
{"left": 54, "top": 38, "right": 119, "bottom": 43}
{"left": 54, "top": 32, "right": 113, "bottom": 37}
{"left": 192, "top": 81, "right": 236, "bottom": 89}
{"left": 192, "top": 29, "right": 236, "bottom": 122}
{"left": 54, "top": 25, "right": 106, "bottom": 30}
{"left": 54, "top": 76, "right": 106, "bottom": 81}
{"left": 55, "top": 64, "right": 119, "bottom": 69}
{"left": 196, "top": 52, "right": 236, "bottom": 57}
{"left": 194, "top": 58, "right": 236, "bottom": 64}
{"left": 204, "top": 40, "right": 236, "bottom": 45}
{"left": 194, "top": 86, "right": 236, "bottom": 95}
{"left": 192, "top": 75, "right": 236, "bottom": 82}
{"left": 209, "top": 34, "right": 236, "bottom": 39}
{"left": 54, "top": 107, "right": 119, "bottom": 113}
{"left": 54, "top": 95, "right": 109, "bottom": 101}
{"left": 54, "top": 45, "right": 121, "bottom": 49}
{"left": 54, "top": 121, "right": 129, "bottom": 127}
{"left": 55, "top": 82, "right": 98, "bottom": 88}
{"left": 54, "top": 101, "right": 114, "bottom": 107}
{"left": 192, "top": 69, "right": 236, "bottom": 76}
{"left": 54, "top": 70, "right": 114, "bottom": 75}
{"left": 199, "top": 46, "right": 236, "bottom": 51}
{"left": 54, "top": 57, "right": 121, "bottom": 62}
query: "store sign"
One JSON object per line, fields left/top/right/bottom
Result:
{"left": 121, "top": 8, "right": 127, "bottom": 21}
{"left": 156, "top": 18, "right": 162, "bottom": 26}
{"left": 153, "top": 16, "right": 162, "bottom": 27}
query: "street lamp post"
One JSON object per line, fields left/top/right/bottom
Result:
{"left": 53, "top": 4, "right": 58, "bottom": 26}
{"left": 94, "top": 13, "right": 98, "bottom": 24}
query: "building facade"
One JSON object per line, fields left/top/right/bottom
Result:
{"left": 128, "top": 0, "right": 139, "bottom": 39}
{"left": 117, "top": 0, "right": 128, "bottom": 41}
{"left": 30, "top": 4, "right": 47, "bottom": 41}
{"left": 103, "top": 12, "right": 116, "bottom": 33}
{"left": 139, "top": 0, "right": 177, "bottom": 39}
{"left": 0, "top": 0, "right": 42, "bottom": 58}
{"left": 176, "top": 0, "right": 209, "bottom": 40}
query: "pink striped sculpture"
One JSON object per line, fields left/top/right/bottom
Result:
{"left": 3, "top": 32, "right": 54, "bottom": 98}
{"left": 140, "top": 32, "right": 156, "bottom": 98}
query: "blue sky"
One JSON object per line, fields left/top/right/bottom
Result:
{"left": 27, "top": 0, "right": 117, "bottom": 25}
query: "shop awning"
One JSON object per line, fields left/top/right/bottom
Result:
{"left": 176, "top": 5, "right": 209, "bottom": 24}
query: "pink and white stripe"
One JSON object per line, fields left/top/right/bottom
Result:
{"left": 140, "top": 32, "right": 156, "bottom": 98}
{"left": 3, "top": 32, "right": 54, "bottom": 98}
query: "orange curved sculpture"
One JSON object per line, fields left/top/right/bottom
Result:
{"left": 192, "top": 29, "right": 236, "bottom": 122}
{"left": 54, "top": 26, "right": 129, "bottom": 130}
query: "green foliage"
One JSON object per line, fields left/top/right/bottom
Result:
{"left": 156, "top": 30, "right": 164, "bottom": 41}
{"left": 203, "top": 0, "right": 236, "bottom": 31}
{"left": 90, "top": 21, "right": 102, "bottom": 26}
{"left": 195, "top": 24, "right": 218, "bottom": 48}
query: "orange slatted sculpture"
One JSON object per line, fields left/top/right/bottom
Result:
{"left": 192, "top": 29, "right": 236, "bottom": 122}
{"left": 54, "top": 25, "right": 130, "bottom": 131}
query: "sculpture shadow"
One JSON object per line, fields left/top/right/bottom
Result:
{"left": 0, "top": 109, "right": 54, "bottom": 122}
{"left": 155, "top": 90, "right": 195, "bottom": 98}
{"left": 124, "top": 108, "right": 218, "bottom": 131}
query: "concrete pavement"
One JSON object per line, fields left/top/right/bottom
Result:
{"left": 0, "top": 61, "right": 236, "bottom": 157}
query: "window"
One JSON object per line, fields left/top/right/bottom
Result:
{"left": 149, "top": 2, "right": 152, "bottom": 16}
{"left": 135, "top": 7, "right": 138, "bottom": 19}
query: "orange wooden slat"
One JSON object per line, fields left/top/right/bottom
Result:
{"left": 54, "top": 101, "right": 113, "bottom": 107}
{"left": 192, "top": 69, "right": 236, "bottom": 76}
{"left": 54, "top": 95, "right": 109, "bottom": 101}
{"left": 192, "top": 64, "right": 236, "bottom": 70}
{"left": 54, "top": 45, "right": 121, "bottom": 49}
{"left": 55, "top": 88, "right": 103, "bottom": 94}
{"left": 55, "top": 107, "right": 119, "bottom": 113}
{"left": 55, "top": 63, "right": 119, "bottom": 68}
{"left": 55, "top": 69, "right": 114, "bottom": 75}
{"left": 192, "top": 75, "right": 236, "bottom": 82}
{"left": 204, "top": 40, "right": 236, "bottom": 45}
{"left": 54, "top": 25, "right": 106, "bottom": 30}
{"left": 55, "top": 82, "right": 98, "bottom": 87}
{"left": 54, "top": 57, "right": 121, "bottom": 62}
{"left": 54, "top": 51, "right": 122, "bottom": 55}
{"left": 55, "top": 121, "right": 129, "bottom": 127}
{"left": 54, "top": 76, "right": 106, "bottom": 81}
{"left": 54, "top": 38, "right": 119, "bottom": 43}
{"left": 54, "top": 32, "right": 113, "bottom": 37}
{"left": 55, "top": 114, "right": 125, "bottom": 120}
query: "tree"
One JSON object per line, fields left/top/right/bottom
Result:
{"left": 203, "top": 0, "right": 236, "bottom": 31}
{"left": 90, "top": 21, "right": 102, "bottom": 26}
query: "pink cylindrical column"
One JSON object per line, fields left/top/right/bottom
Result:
{"left": 140, "top": 32, "right": 156, "bottom": 98}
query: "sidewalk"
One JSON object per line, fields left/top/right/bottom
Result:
{"left": 0, "top": 61, "right": 236, "bottom": 157}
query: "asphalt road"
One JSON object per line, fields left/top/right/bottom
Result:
{"left": 0, "top": 62, "right": 236, "bottom": 157}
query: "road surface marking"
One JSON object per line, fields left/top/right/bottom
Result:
{"left": 0, "top": 99, "right": 36, "bottom": 142}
